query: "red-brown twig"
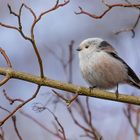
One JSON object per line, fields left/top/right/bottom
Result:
{"left": 0, "top": 22, "right": 19, "bottom": 31}
{"left": 68, "top": 98, "right": 102, "bottom": 140}
{"left": 52, "top": 90, "right": 79, "bottom": 106}
{"left": 114, "top": 0, "right": 140, "bottom": 38}
{"left": 0, "top": 47, "right": 12, "bottom": 86}
{"left": 0, "top": 85, "right": 41, "bottom": 126}
{"left": 20, "top": 110, "right": 67, "bottom": 140}
{"left": 0, "top": 127, "right": 5, "bottom": 140}
{"left": 0, "top": 75, "right": 10, "bottom": 87}
{"left": 0, "top": 106, "right": 23, "bottom": 140}
{"left": 46, "top": 40, "right": 74, "bottom": 76}
{"left": 75, "top": 0, "right": 140, "bottom": 37}
{"left": 23, "top": 0, "right": 69, "bottom": 78}
{"left": 114, "top": 12, "right": 140, "bottom": 38}
{"left": 0, "top": 47, "right": 12, "bottom": 68}
{"left": 20, "top": 110, "right": 56, "bottom": 135}
{"left": 46, "top": 108, "right": 67, "bottom": 140}
{"left": 86, "top": 97, "right": 92, "bottom": 128}
{"left": 29, "top": 0, "right": 70, "bottom": 37}
{"left": 0, "top": 1, "right": 70, "bottom": 127}
{"left": 75, "top": 1, "right": 140, "bottom": 19}
{"left": 20, "top": 110, "right": 62, "bottom": 138}
{"left": 3, "top": 89, "right": 24, "bottom": 105}
{"left": 68, "top": 40, "right": 74, "bottom": 83}
{"left": 6, "top": 4, "right": 43, "bottom": 77}
{"left": 0, "top": 1, "right": 69, "bottom": 78}
{"left": 7, "top": 4, "right": 31, "bottom": 41}
{"left": 11, "top": 116, "right": 23, "bottom": 140}
{"left": 123, "top": 104, "right": 140, "bottom": 137}
{"left": 68, "top": 108, "right": 95, "bottom": 139}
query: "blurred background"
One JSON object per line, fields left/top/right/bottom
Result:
{"left": 0, "top": 0, "right": 140, "bottom": 140}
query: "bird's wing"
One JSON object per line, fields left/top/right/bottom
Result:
{"left": 100, "top": 41, "right": 140, "bottom": 84}
{"left": 99, "top": 41, "right": 117, "bottom": 54}
{"left": 109, "top": 52, "right": 139, "bottom": 81}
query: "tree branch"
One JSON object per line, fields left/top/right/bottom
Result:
{"left": 0, "top": 67, "right": 140, "bottom": 106}
{"left": 75, "top": 1, "right": 140, "bottom": 19}
{"left": 0, "top": 85, "right": 41, "bottom": 126}
{"left": 0, "top": 1, "right": 69, "bottom": 78}
{"left": 114, "top": 0, "right": 140, "bottom": 37}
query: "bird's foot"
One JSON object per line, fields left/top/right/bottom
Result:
{"left": 115, "top": 84, "right": 119, "bottom": 99}
{"left": 89, "top": 86, "right": 96, "bottom": 92}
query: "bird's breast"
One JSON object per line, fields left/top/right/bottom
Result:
{"left": 79, "top": 51, "right": 128, "bottom": 89}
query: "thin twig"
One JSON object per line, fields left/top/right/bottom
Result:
{"left": 12, "top": 116, "right": 23, "bottom": 140}
{"left": 123, "top": 105, "right": 140, "bottom": 136}
{"left": 75, "top": 1, "right": 140, "bottom": 19}
{"left": 0, "top": 126, "right": 5, "bottom": 140}
{"left": 68, "top": 40, "right": 74, "bottom": 83}
{"left": 114, "top": 0, "right": 140, "bottom": 37}
{"left": 0, "top": 85, "right": 41, "bottom": 126}
{"left": 52, "top": 90, "right": 79, "bottom": 106}
{"left": 46, "top": 108, "right": 67, "bottom": 140}
{"left": 3, "top": 89, "right": 24, "bottom": 105}
{"left": 0, "top": 47, "right": 12, "bottom": 86}
{"left": 0, "top": 106, "right": 23, "bottom": 140}
{"left": 0, "top": 47, "right": 12, "bottom": 68}
{"left": 20, "top": 110, "right": 65, "bottom": 140}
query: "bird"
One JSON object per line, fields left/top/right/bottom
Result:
{"left": 77, "top": 38, "right": 140, "bottom": 94}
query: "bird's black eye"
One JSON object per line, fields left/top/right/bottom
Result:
{"left": 85, "top": 45, "right": 89, "bottom": 49}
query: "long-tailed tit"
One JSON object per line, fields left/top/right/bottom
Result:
{"left": 77, "top": 38, "right": 140, "bottom": 92}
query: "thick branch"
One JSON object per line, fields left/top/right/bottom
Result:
{"left": 0, "top": 67, "right": 140, "bottom": 105}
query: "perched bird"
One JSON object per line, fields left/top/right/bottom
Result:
{"left": 77, "top": 38, "right": 140, "bottom": 92}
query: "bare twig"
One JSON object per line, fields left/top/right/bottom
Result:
{"left": 123, "top": 104, "right": 140, "bottom": 136}
{"left": 114, "top": 0, "right": 140, "bottom": 37}
{"left": 68, "top": 40, "right": 74, "bottom": 83}
{"left": 86, "top": 97, "right": 92, "bottom": 127}
{"left": 3, "top": 89, "right": 24, "bottom": 105}
{"left": 6, "top": 4, "right": 43, "bottom": 78}
{"left": 12, "top": 116, "right": 23, "bottom": 140}
{"left": 0, "top": 75, "right": 10, "bottom": 87}
{"left": 70, "top": 98, "right": 102, "bottom": 139}
{"left": 0, "top": 22, "right": 19, "bottom": 31}
{"left": 46, "top": 108, "right": 67, "bottom": 140}
{"left": 46, "top": 40, "right": 75, "bottom": 76}
{"left": 68, "top": 108, "right": 94, "bottom": 136}
{"left": 20, "top": 110, "right": 66, "bottom": 140}
{"left": 52, "top": 90, "right": 79, "bottom": 106}
{"left": 0, "top": 85, "right": 41, "bottom": 126}
{"left": 7, "top": 4, "right": 31, "bottom": 41}
{"left": 0, "top": 1, "right": 69, "bottom": 78}
{"left": 0, "top": 47, "right": 12, "bottom": 68}
{"left": 30, "top": 0, "right": 70, "bottom": 36}
{"left": 0, "top": 106, "right": 23, "bottom": 140}
{"left": 75, "top": 1, "right": 140, "bottom": 19}
{"left": 0, "top": 127, "right": 5, "bottom": 140}
{"left": 23, "top": 0, "right": 69, "bottom": 78}
{"left": 75, "top": 0, "right": 140, "bottom": 37}
{"left": 0, "top": 47, "right": 12, "bottom": 86}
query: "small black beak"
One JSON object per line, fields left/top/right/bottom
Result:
{"left": 76, "top": 48, "right": 81, "bottom": 51}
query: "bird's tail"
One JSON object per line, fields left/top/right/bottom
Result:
{"left": 130, "top": 80, "right": 140, "bottom": 89}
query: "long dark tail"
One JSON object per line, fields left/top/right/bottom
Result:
{"left": 130, "top": 80, "right": 140, "bottom": 89}
{"left": 108, "top": 52, "right": 140, "bottom": 90}
{"left": 121, "top": 57, "right": 140, "bottom": 89}
{"left": 127, "top": 68, "right": 140, "bottom": 90}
